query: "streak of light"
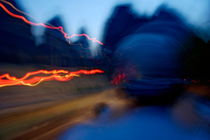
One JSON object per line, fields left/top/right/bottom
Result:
{"left": 0, "top": 1, "right": 104, "bottom": 45}
{"left": 0, "top": 0, "right": 55, "bottom": 28}
{"left": 0, "top": 69, "right": 104, "bottom": 87}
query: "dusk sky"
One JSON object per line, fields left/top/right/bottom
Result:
{"left": 17, "top": 0, "right": 210, "bottom": 49}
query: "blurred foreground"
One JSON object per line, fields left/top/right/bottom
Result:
{"left": 0, "top": 1, "right": 209, "bottom": 140}
{"left": 0, "top": 64, "right": 117, "bottom": 140}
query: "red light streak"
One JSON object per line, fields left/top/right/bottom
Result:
{"left": 0, "top": 1, "right": 105, "bottom": 87}
{"left": 0, "top": 0, "right": 56, "bottom": 29}
{"left": 0, "top": 69, "right": 104, "bottom": 87}
{"left": 0, "top": 0, "right": 33, "bottom": 18}
{"left": 0, "top": 2, "right": 104, "bottom": 45}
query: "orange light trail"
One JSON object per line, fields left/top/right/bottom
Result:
{"left": 0, "top": 1, "right": 105, "bottom": 87}
{"left": 0, "top": 0, "right": 56, "bottom": 28}
{"left": 0, "top": 69, "right": 104, "bottom": 87}
{"left": 0, "top": 1, "right": 104, "bottom": 45}
{"left": 0, "top": 0, "right": 33, "bottom": 18}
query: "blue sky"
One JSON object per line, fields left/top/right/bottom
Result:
{"left": 16, "top": 0, "right": 210, "bottom": 48}
{"left": 17, "top": 0, "right": 118, "bottom": 42}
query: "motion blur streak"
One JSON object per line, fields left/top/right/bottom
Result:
{"left": 0, "top": 2, "right": 104, "bottom": 45}
{"left": 0, "top": 69, "right": 104, "bottom": 87}
{"left": 0, "top": 0, "right": 30, "bottom": 17}
{"left": 0, "top": 0, "right": 55, "bottom": 28}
